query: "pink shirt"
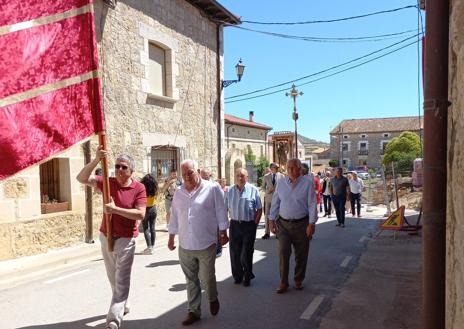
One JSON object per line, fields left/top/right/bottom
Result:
{"left": 96, "top": 176, "right": 146, "bottom": 238}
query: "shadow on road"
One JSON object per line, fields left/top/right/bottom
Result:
{"left": 16, "top": 216, "right": 386, "bottom": 329}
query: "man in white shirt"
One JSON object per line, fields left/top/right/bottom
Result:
{"left": 168, "top": 159, "right": 229, "bottom": 326}
{"left": 348, "top": 171, "right": 364, "bottom": 217}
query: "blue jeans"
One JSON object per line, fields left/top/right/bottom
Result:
{"left": 332, "top": 195, "right": 346, "bottom": 225}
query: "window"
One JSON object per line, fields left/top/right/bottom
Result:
{"left": 231, "top": 143, "right": 236, "bottom": 148}
{"left": 232, "top": 128, "right": 235, "bottom": 132}
{"left": 148, "top": 43, "right": 166, "bottom": 96}
{"left": 343, "top": 135, "right": 349, "bottom": 139}
{"left": 342, "top": 144, "right": 349, "bottom": 151}
{"left": 151, "top": 146, "right": 178, "bottom": 180}
{"left": 360, "top": 134, "right": 367, "bottom": 139}
{"left": 383, "top": 133, "right": 390, "bottom": 138}
{"left": 39, "top": 158, "right": 71, "bottom": 214}
{"left": 380, "top": 141, "right": 390, "bottom": 155}
{"left": 260, "top": 145, "right": 264, "bottom": 156}
{"left": 247, "top": 130, "right": 250, "bottom": 134}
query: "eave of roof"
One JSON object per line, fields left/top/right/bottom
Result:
{"left": 184, "top": 0, "right": 241, "bottom": 25}
{"left": 224, "top": 114, "right": 272, "bottom": 130}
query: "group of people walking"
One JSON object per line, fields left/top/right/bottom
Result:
{"left": 76, "top": 148, "right": 365, "bottom": 329}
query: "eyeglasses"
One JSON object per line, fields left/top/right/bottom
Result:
{"left": 115, "top": 164, "right": 129, "bottom": 171}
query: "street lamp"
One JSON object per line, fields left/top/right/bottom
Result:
{"left": 222, "top": 59, "right": 245, "bottom": 88}
{"left": 285, "top": 84, "right": 303, "bottom": 158}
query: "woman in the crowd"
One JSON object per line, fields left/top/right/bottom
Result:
{"left": 141, "top": 173, "right": 159, "bottom": 254}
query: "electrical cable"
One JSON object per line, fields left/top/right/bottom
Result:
{"left": 225, "top": 38, "right": 421, "bottom": 104}
{"left": 241, "top": 5, "right": 417, "bottom": 25}
{"left": 225, "top": 33, "right": 422, "bottom": 100}
{"left": 227, "top": 24, "right": 419, "bottom": 43}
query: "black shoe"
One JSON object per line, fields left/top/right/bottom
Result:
{"left": 234, "top": 278, "right": 243, "bottom": 284}
{"left": 323, "top": 213, "right": 328, "bottom": 217}
{"left": 341, "top": 224, "right": 345, "bottom": 228}
{"left": 243, "top": 278, "right": 251, "bottom": 287}
{"left": 261, "top": 233, "right": 270, "bottom": 239}
{"left": 335, "top": 223, "right": 341, "bottom": 227}
{"left": 210, "top": 299, "right": 220, "bottom": 316}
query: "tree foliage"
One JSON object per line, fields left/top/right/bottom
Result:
{"left": 329, "top": 159, "right": 339, "bottom": 167}
{"left": 382, "top": 131, "right": 421, "bottom": 173}
{"left": 256, "top": 156, "right": 270, "bottom": 187}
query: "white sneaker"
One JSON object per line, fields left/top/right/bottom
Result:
{"left": 106, "top": 322, "right": 118, "bottom": 329}
{"left": 142, "top": 247, "right": 153, "bottom": 255}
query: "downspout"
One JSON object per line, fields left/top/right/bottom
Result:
{"left": 216, "top": 23, "right": 223, "bottom": 178}
{"left": 422, "top": 0, "right": 449, "bottom": 328}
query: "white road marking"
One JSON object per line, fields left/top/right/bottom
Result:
{"left": 340, "top": 256, "right": 353, "bottom": 268}
{"left": 359, "top": 236, "right": 369, "bottom": 242}
{"left": 300, "top": 295, "right": 324, "bottom": 320}
{"left": 44, "top": 269, "right": 90, "bottom": 284}
{"left": 86, "top": 318, "right": 106, "bottom": 327}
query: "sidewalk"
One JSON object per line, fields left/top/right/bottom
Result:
{"left": 0, "top": 229, "right": 170, "bottom": 290}
{"left": 319, "top": 218, "right": 422, "bottom": 329}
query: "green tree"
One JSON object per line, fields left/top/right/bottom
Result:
{"left": 329, "top": 159, "right": 339, "bottom": 167}
{"left": 255, "top": 156, "right": 270, "bottom": 187}
{"left": 382, "top": 131, "right": 421, "bottom": 173}
{"left": 244, "top": 149, "right": 256, "bottom": 164}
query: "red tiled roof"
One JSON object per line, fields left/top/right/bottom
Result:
{"left": 330, "top": 116, "right": 423, "bottom": 134}
{"left": 224, "top": 114, "right": 272, "bottom": 130}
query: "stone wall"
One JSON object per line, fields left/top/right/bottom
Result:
{"left": 0, "top": 145, "right": 92, "bottom": 260}
{"left": 447, "top": 1, "right": 464, "bottom": 327}
{"left": 94, "top": 0, "right": 221, "bottom": 175}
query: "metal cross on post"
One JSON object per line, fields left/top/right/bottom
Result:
{"left": 286, "top": 84, "right": 303, "bottom": 158}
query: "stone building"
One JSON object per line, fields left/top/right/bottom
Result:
{"left": 329, "top": 116, "right": 423, "bottom": 170}
{"left": 0, "top": 0, "right": 240, "bottom": 260}
{"left": 224, "top": 112, "right": 272, "bottom": 184}
{"left": 447, "top": 1, "right": 464, "bottom": 327}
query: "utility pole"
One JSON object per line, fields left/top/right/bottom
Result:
{"left": 286, "top": 84, "right": 303, "bottom": 158}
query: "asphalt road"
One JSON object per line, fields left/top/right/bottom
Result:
{"left": 0, "top": 214, "right": 380, "bottom": 329}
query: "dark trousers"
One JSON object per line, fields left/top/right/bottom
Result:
{"left": 332, "top": 195, "right": 346, "bottom": 224}
{"left": 142, "top": 206, "right": 157, "bottom": 247}
{"left": 323, "top": 195, "right": 332, "bottom": 214}
{"left": 350, "top": 193, "right": 361, "bottom": 216}
{"left": 276, "top": 218, "right": 310, "bottom": 285}
{"left": 229, "top": 220, "right": 257, "bottom": 281}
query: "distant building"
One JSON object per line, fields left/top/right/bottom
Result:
{"left": 224, "top": 112, "right": 272, "bottom": 184}
{"left": 330, "top": 116, "right": 423, "bottom": 170}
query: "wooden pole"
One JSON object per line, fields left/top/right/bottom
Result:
{"left": 98, "top": 132, "right": 113, "bottom": 251}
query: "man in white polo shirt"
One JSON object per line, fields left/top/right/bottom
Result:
{"left": 167, "top": 159, "right": 229, "bottom": 326}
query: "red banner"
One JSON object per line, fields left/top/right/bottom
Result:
{"left": 0, "top": 0, "right": 104, "bottom": 180}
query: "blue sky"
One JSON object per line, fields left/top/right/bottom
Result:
{"left": 219, "top": 0, "right": 424, "bottom": 143}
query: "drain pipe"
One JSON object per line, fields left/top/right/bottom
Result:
{"left": 216, "top": 23, "right": 223, "bottom": 178}
{"left": 423, "top": 0, "right": 449, "bottom": 328}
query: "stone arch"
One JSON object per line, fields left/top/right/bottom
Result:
{"left": 224, "top": 148, "right": 245, "bottom": 186}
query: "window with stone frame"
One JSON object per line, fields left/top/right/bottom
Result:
{"left": 148, "top": 43, "right": 166, "bottom": 96}
{"left": 151, "top": 146, "right": 178, "bottom": 181}
{"left": 39, "top": 158, "right": 71, "bottom": 213}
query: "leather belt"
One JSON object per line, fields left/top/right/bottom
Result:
{"left": 278, "top": 215, "right": 308, "bottom": 223}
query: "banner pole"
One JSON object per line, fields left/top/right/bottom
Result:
{"left": 98, "top": 131, "right": 113, "bottom": 251}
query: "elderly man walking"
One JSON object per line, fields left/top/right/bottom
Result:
{"left": 261, "top": 162, "right": 283, "bottom": 239}
{"left": 269, "top": 158, "right": 318, "bottom": 294}
{"left": 168, "top": 159, "right": 229, "bottom": 326}
{"left": 225, "top": 168, "right": 262, "bottom": 287}
{"left": 76, "top": 147, "right": 146, "bottom": 329}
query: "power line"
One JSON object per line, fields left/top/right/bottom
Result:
{"left": 241, "top": 5, "right": 417, "bottom": 25}
{"left": 228, "top": 24, "right": 419, "bottom": 43}
{"left": 225, "top": 34, "right": 422, "bottom": 100}
{"left": 225, "top": 39, "right": 421, "bottom": 104}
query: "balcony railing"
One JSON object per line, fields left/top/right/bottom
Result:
{"left": 358, "top": 149, "right": 368, "bottom": 155}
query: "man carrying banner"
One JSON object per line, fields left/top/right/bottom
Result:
{"left": 76, "top": 147, "right": 146, "bottom": 329}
